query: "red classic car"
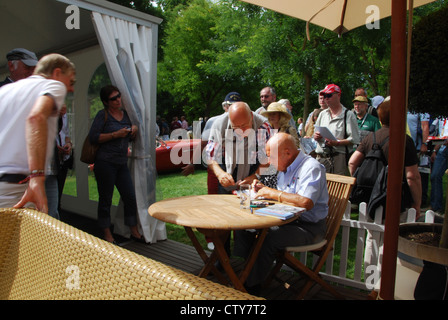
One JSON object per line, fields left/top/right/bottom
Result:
{"left": 156, "top": 138, "right": 208, "bottom": 173}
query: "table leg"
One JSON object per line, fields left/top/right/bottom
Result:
{"left": 184, "top": 227, "right": 228, "bottom": 285}
{"left": 185, "top": 227, "right": 269, "bottom": 293}
{"left": 238, "top": 228, "right": 268, "bottom": 285}
{"left": 209, "top": 230, "right": 247, "bottom": 292}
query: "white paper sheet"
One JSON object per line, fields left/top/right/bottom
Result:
{"left": 314, "top": 126, "right": 337, "bottom": 141}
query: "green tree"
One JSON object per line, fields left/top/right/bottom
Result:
{"left": 158, "top": 0, "right": 263, "bottom": 120}
{"left": 222, "top": 4, "right": 393, "bottom": 121}
{"left": 158, "top": 0, "right": 220, "bottom": 120}
{"left": 108, "top": 0, "right": 447, "bottom": 122}
{"left": 107, "top": 0, "right": 163, "bottom": 17}
{"left": 409, "top": 3, "right": 448, "bottom": 117}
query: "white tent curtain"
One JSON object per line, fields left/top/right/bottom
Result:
{"left": 91, "top": 12, "right": 166, "bottom": 243}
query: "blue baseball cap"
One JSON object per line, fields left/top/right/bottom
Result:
{"left": 6, "top": 48, "right": 38, "bottom": 67}
{"left": 223, "top": 92, "right": 241, "bottom": 103}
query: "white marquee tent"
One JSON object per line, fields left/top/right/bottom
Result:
{"left": 0, "top": 0, "right": 166, "bottom": 243}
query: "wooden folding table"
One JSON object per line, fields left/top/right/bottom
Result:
{"left": 148, "top": 194, "right": 298, "bottom": 292}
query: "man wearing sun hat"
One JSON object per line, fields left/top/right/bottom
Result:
{"left": 313, "top": 84, "right": 360, "bottom": 175}
{"left": 0, "top": 48, "right": 39, "bottom": 87}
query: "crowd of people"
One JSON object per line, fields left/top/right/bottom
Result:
{"left": 177, "top": 84, "right": 447, "bottom": 294}
{"left": 156, "top": 115, "right": 191, "bottom": 141}
{"left": 0, "top": 47, "right": 446, "bottom": 296}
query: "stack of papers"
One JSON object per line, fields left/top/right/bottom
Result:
{"left": 255, "top": 204, "right": 305, "bottom": 220}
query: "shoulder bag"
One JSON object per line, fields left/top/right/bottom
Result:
{"left": 80, "top": 111, "right": 107, "bottom": 164}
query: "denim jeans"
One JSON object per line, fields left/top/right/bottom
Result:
{"left": 45, "top": 175, "right": 60, "bottom": 220}
{"left": 430, "top": 145, "right": 448, "bottom": 211}
{"left": 94, "top": 159, "right": 138, "bottom": 229}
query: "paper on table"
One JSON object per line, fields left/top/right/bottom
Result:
{"left": 314, "top": 126, "right": 337, "bottom": 141}
{"left": 255, "top": 204, "right": 305, "bottom": 220}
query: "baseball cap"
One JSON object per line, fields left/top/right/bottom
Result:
{"left": 319, "top": 84, "right": 341, "bottom": 95}
{"left": 371, "top": 95, "right": 385, "bottom": 108}
{"left": 6, "top": 48, "right": 38, "bottom": 67}
{"left": 223, "top": 92, "right": 241, "bottom": 104}
{"left": 352, "top": 96, "right": 368, "bottom": 103}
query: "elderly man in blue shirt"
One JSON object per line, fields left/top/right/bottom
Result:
{"left": 234, "top": 132, "right": 329, "bottom": 295}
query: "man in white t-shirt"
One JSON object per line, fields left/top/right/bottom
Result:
{"left": 0, "top": 53, "right": 76, "bottom": 213}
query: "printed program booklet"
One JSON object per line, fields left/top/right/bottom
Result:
{"left": 255, "top": 204, "right": 305, "bottom": 220}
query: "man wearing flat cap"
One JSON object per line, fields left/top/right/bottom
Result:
{"left": 0, "top": 48, "right": 38, "bottom": 87}
{"left": 353, "top": 95, "right": 381, "bottom": 143}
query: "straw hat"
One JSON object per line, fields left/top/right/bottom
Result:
{"left": 261, "top": 102, "right": 292, "bottom": 120}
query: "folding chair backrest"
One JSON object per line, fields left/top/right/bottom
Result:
{"left": 324, "top": 173, "right": 356, "bottom": 246}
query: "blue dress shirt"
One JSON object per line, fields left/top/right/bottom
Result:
{"left": 277, "top": 151, "right": 329, "bottom": 222}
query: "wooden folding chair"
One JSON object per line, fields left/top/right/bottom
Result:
{"left": 265, "top": 173, "right": 356, "bottom": 299}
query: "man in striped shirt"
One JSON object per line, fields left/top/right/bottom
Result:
{"left": 205, "top": 102, "right": 271, "bottom": 193}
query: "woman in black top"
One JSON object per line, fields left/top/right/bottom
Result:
{"left": 89, "top": 85, "right": 144, "bottom": 244}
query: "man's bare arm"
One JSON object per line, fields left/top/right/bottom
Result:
{"left": 14, "top": 95, "right": 56, "bottom": 213}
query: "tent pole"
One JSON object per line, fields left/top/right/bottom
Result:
{"left": 379, "top": 0, "right": 407, "bottom": 300}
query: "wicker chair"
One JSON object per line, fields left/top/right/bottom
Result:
{"left": 0, "top": 208, "right": 260, "bottom": 300}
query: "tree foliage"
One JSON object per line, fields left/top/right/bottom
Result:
{"left": 158, "top": 0, "right": 225, "bottom": 119}
{"left": 409, "top": 3, "right": 448, "bottom": 117}
{"left": 106, "top": 0, "right": 448, "bottom": 121}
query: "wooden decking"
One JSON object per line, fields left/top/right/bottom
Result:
{"left": 121, "top": 238, "right": 369, "bottom": 300}
{"left": 60, "top": 210, "right": 369, "bottom": 300}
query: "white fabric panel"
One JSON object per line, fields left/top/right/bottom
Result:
{"left": 91, "top": 11, "right": 165, "bottom": 243}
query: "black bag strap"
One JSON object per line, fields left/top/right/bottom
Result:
{"left": 369, "top": 132, "right": 389, "bottom": 163}
{"left": 344, "top": 109, "right": 348, "bottom": 155}
{"left": 88, "top": 110, "right": 108, "bottom": 141}
{"left": 374, "top": 131, "right": 389, "bottom": 145}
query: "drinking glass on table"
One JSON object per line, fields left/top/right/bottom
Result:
{"left": 239, "top": 184, "right": 251, "bottom": 209}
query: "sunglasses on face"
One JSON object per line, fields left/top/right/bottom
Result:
{"left": 109, "top": 93, "right": 121, "bottom": 101}
{"left": 323, "top": 93, "right": 335, "bottom": 99}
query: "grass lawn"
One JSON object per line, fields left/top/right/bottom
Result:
{"left": 63, "top": 168, "right": 210, "bottom": 249}
{"left": 156, "top": 168, "right": 209, "bottom": 248}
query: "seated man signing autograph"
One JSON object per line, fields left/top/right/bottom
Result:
{"left": 234, "top": 132, "right": 329, "bottom": 295}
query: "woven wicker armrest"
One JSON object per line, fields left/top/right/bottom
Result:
{"left": 0, "top": 208, "right": 260, "bottom": 300}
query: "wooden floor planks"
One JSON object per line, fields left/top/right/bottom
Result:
{"left": 121, "top": 238, "right": 369, "bottom": 300}
{"left": 61, "top": 210, "right": 369, "bottom": 300}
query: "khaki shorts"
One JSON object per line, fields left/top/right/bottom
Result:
{"left": 0, "top": 182, "right": 31, "bottom": 208}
